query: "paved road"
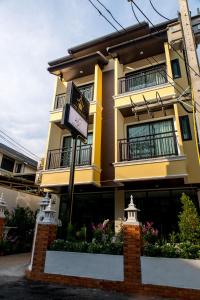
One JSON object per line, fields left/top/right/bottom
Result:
{"left": 0, "top": 254, "right": 174, "bottom": 300}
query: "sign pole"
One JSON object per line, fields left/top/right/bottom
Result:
{"left": 68, "top": 135, "right": 77, "bottom": 224}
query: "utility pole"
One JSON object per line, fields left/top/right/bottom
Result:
{"left": 179, "top": 0, "right": 200, "bottom": 157}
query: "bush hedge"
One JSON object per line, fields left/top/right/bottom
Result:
{"left": 50, "top": 239, "right": 123, "bottom": 255}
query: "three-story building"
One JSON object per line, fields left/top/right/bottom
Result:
{"left": 39, "top": 16, "right": 200, "bottom": 234}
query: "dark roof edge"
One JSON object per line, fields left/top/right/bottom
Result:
{"left": 68, "top": 22, "right": 148, "bottom": 54}
{"left": 107, "top": 29, "right": 167, "bottom": 53}
{"left": 48, "top": 51, "right": 108, "bottom": 73}
{"left": 48, "top": 54, "right": 72, "bottom": 67}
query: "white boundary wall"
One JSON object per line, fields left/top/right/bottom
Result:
{"left": 44, "top": 251, "right": 124, "bottom": 281}
{"left": 141, "top": 256, "right": 200, "bottom": 290}
{"left": 0, "top": 186, "right": 41, "bottom": 211}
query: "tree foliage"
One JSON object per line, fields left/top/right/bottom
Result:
{"left": 178, "top": 193, "right": 200, "bottom": 243}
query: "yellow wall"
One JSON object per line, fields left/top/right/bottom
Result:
{"left": 115, "top": 158, "right": 187, "bottom": 181}
{"left": 114, "top": 84, "right": 176, "bottom": 108}
{"left": 92, "top": 64, "right": 102, "bottom": 178}
{"left": 175, "top": 103, "right": 200, "bottom": 183}
{"left": 171, "top": 49, "right": 189, "bottom": 94}
{"left": 41, "top": 167, "right": 99, "bottom": 187}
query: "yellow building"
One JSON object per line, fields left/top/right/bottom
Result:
{"left": 39, "top": 16, "right": 200, "bottom": 234}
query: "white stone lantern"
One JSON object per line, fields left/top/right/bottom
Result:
{"left": 124, "top": 195, "right": 140, "bottom": 225}
{"left": 0, "top": 193, "right": 7, "bottom": 218}
{"left": 37, "top": 192, "right": 50, "bottom": 222}
{"left": 40, "top": 199, "right": 57, "bottom": 225}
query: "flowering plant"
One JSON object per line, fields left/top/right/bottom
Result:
{"left": 142, "top": 222, "right": 159, "bottom": 244}
{"left": 91, "top": 219, "right": 114, "bottom": 243}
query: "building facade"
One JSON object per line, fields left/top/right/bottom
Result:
{"left": 0, "top": 143, "right": 41, "bottom": 210}
{"left": 39, "top": 16, "right": 200, "bottom": 234}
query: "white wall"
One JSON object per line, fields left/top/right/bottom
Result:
{"left": 141, "top": 256, "right": 200, "bottom": 290}
{"left": 45, "top": 251, "right": 124, "bottom": 281}
{"left": 0, "top": 186, "right": 41, "bottom": 211}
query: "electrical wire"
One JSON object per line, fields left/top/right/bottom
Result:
{"left": 127, "top": 1, "right": 200, "bottom": 113}
{"left": 95, "top": 0, "right": 128, "bottom": 32}
{"left": 87, "top": 0, "right": 198, "bottom": 113}
{"left": 131, "top": 1, "right": 141, "bottom": 24}
{"left": 129, "top": 0, "right": 200, "bottom": 79}
{"left": 88, "top": 0, "right": 120, "bottom": 32}
{"left": 149, "top": 0, "right": 170, "bottom": 21}
{"left": 0, "top": 129, "right": 40, "bottom": 160}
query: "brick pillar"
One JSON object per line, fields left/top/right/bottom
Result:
{"left": 31, "top": 223, "right": 57, "bottom": 273}
{"left": 123, "top": 224, "right": 142, "bottom": 289}
{"left": 0, "top": 217, "right": 5, "bottom": 240}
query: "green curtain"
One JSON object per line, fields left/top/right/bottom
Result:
{"left": 128, "top": 119, "right": 176, "bottom": 159}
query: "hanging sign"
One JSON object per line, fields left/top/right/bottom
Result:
{"left": 61, "top": 81, "right": 90, "bottom": 141}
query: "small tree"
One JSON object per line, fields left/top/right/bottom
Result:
{"left": 178, "top": 193, "right": 200, "bottom": 243}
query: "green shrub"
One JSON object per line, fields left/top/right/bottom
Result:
{"left": 76, "top": 225, "right": 87, "bottom": 242}
{"left": 143, "top": 241, "right": 200, "bottom": 259}
{"left": 50, "top": 239, "right": 123, "bottom": 255}
{"left": 178, "top": 193, "right": 200, "bottom": 243}
{"left": 66, "top": 223, "right": 75, "bottom": 242}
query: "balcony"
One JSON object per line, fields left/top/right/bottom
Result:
{"left": 46, "top": 145, "right": 92, "bottom": 170}
{"left": 54, "top": 84, "right": 94, "bottom": 110}
{"left": 114, "top": 64, "right": 175, "bottom": 110}
{"left": 119, "top": 131, "right": 178, "bottom": 162}
{"left": 118, "top": 65, "right": 167, "bottom": 95}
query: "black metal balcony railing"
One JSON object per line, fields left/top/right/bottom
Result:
{"left": 118, "top": 66, "right": 168, "bottom": 94}
{"left": 54, "top": 84, "right": 94, "bottom": 110}
{"left": 119, "top": 131, "right": 178, "bottom": 162}
{"left": 46, "top": 145, "right": 92, "bottom": 170}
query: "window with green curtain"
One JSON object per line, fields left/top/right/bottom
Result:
{"left": 179, "top": 115, "right": 192, "bottom": 141}
{"left": 171, "top": 59, "right": 181, "bottom": 79}
{"left": 127, "top": 119, "right": 177, "bottom": 159}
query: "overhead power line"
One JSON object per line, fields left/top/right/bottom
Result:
{"left": 129, "top": 0, "right": 200, "bottom": 79}
{"left": 95, "top": 0, "right": 128, "bottom": 32}
{"left": 0, "top": 129, "right": 40, "bottom": 160}
{"left": 87, "top": 0, "right": 198, "bottom": 113}
{"left": 88, "top": 0, "right": 120, "bottom": 32}
{"left": 149, "top": 0, "right": 170, "bottom": 21}
{"left": 131, "top": 1, "right": 141, "bottom": 24}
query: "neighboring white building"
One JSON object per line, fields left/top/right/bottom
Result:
{"left": 0, "top": 143, "right": 41, "bottom": 211}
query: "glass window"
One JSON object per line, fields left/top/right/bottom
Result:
{"left": 127, "top": 119, "right": 177, "bottom": 159}
{"left": 15, "top": 163, "right": 22, "bottom": 173}
{"left": 171, "top": 59, "right": 181, "bottom": 79}
{"left": 61, "top": 133, "right": 93, "bottom": 167}
{"left": 78, "top": 84, "right": 94, "bottom": 102}
{"left": 179, "top": 115, "right": 192, "bottom": 141}
{"left": 1, "top": 155, "right": 15, "bottom": 172}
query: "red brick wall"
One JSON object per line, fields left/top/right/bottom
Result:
{"left": 26, "top": 222, "right": 200, "bottom": 300}
{"left": 0, "top": 218, "right": 5, "bottom": 240}
{"left": 31, "top": 224, "right": 57, "bottom": 273}
{"left": 123, "top": 224, "right": 142, "bottom": 290}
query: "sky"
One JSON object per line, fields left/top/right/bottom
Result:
{"left": 0, "top": 0, "right": 199, "bottom": 160}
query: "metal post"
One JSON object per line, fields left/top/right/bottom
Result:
{"left": 68, "top": 135, "right": 77, "bottom": 224}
